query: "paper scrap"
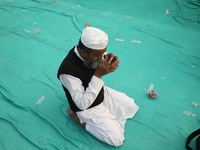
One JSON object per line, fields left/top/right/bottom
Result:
{"left": 183, "top": 111, "right": 196, "bottom": 117}
{"left": 192, "top": 102, "right": 199, "bottom": 107}
{"left": 164, "top": 10, "right": 170, "bottom": 15}
{"left": 24, "top": 29, "right": 31, "bottom": 33}
{"left": 115, "top": 39, "right": 124, "bottom": 41}
{"left": 36, "top": 96, "right": 45, "bottom": 104}
{"left": 32, "top": 22, "right": 37, "bottom": 25}
{"left": 148, "top": 84, "right": 154, "bottom": 91}
{"left": 33, "top": 28, "right": 42, "bottom": 33}
{"left": 73, "top": 5, "right": 81, "bottom": 8}
{"left": 147, "top": 84, "right": 154, "bottom": 93}
{"left": 131, "top": 39, "right": 141, "bottom": 44}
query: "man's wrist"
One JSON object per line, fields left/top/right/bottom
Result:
{"left": 94, "top": 74, "right": 102, "bottom": 78}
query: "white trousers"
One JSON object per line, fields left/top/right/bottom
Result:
{"left": 76, "top": 86, "right": 139, "bottom": 146}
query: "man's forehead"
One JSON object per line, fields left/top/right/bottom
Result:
{"left": 91, "top": 48, "right": 107, "bottom": 54}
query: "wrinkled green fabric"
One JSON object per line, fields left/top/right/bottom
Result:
{"left": 0, "top": 0, "right": 199, "bottom": 150}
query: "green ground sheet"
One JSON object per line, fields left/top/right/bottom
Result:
{"left": 0, "top": 0, "right": 200, "bottom": 149}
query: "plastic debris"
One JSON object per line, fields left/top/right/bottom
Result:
{"left": 36, "top": 96, "right": 45, "bottom": 104}
{"left": 7, "top": 0, "right": 14, "bottom": 1}
{"left": 126, "top": 17, "right": 131, "bottom": 19}
{"left": 22, "top": 9, "right": 26, "bottom": 11}
{"left": 32, "top": 22, "right": 37, "bottom": 25}
{"left": 131, "top": 39, "right": 141, "bottom": 44}
{"left": 164, "top": 10, "right": 170, "bottom": 15}
{"left": 33, "top": 28, "right": 42, "bottom": 33}
{"left": 192, "top": 102, "right": 199, "bottom": 107}
{"left": 115, "top": 39, "right": 124, "bottom": 41}
{"left": 24, "top": 29, "right": 31, "bottom": 33}
{"left": 183, "top": 111, "right": 196, "bottom": 117}
{"left": 85, "top": 22, "right": 91, "bottom": 27}
{"left": 148, "top": 90, "right": 158, "bottom": 99}
{"left": 147, "top": 84, "right": 158, "bottom": 99}
{"left": 191, "top": 66, "right": 195, "bottom": 69}
{"left": 73, "top": 5, "right": 81, "bottom": 8}
{"left": 161, "top": 77, "right": 165, "bottom": 79}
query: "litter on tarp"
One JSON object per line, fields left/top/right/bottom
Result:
{"left": 36, "top": 96, "right": 45, "bottom": 105}
{"left": 115, "top": 39, "right": 124, "bottom": 41}
{"left": 32, "top": 22, "right": 37, "bottom": 25}
{"left": 73, "top": 5, "right": 81, "bottom": 8}
{"left": 131, "top": 39, "right": 141, "bottom": 44}
{"left": 147, "top": 84, "right": 158, "bottom": 99}
{"left": 164, "top": 10, "right": 170, "bottom": 15}
{"left": 126, "top": 17, "right": 131, "bottom": 19}
{"left": 33, "top": 28, "right": 42, "bottom": 33}
{"left": 183, "top": 111, "right": 196, "bottom": 117}
{"left": 66, "top": 39, "right": 72, "bottom": 42}
{"left": 191, "top": 66, "right": 195, "bottom": 69}
{"left": 24, "top": 29, "right": 31, "bottom": 33}
{"left": 85, "top": 22, "right": 91, "bottom": 27}
{"left": 192, "top": 102, "right": 199, "bottom": 107}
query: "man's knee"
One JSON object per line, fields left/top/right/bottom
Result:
{"left": 86, "top": 118, "right": 125, "bottom": 146}
{"left": 107, "top": 130, "right": 125, "bottom": 147}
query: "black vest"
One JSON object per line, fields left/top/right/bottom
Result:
{"left": 57, "top": 47, "right": 104, "bottom": 112}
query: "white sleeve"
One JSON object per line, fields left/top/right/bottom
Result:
{"left": 59, "top": 74, "right": 104, "bottom": 110}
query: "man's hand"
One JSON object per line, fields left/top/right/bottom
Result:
{"left": 94, "top": 53, "right": 120, "bottom": 78}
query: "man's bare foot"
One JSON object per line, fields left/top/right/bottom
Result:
{"left": 67, "top": 109, "right": 80, "bottom": 123}
{"left": 67, "top": 109, "right": 86, "bottom": 128}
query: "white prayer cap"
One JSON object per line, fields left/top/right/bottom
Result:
{"left": 81, "top": 27, "right": 108, "bottom": 50}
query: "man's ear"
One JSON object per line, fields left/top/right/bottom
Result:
{"left": 78, "top": 49, "right": 87, "bottom": 59}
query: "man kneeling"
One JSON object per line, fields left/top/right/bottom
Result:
{"left": 57, "top": 27, "right": 139, "bottom": 146}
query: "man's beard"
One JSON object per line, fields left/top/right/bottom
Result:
{"left": 83, "top": 59, "right": 103, "bottom": 69}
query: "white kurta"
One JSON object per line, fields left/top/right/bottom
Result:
{"left": 59, "top": 47, "right": 139, "bottom": 146}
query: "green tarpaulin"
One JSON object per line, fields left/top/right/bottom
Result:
{"left": 0, "top": 0, "right": 200, "bottom": 149}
